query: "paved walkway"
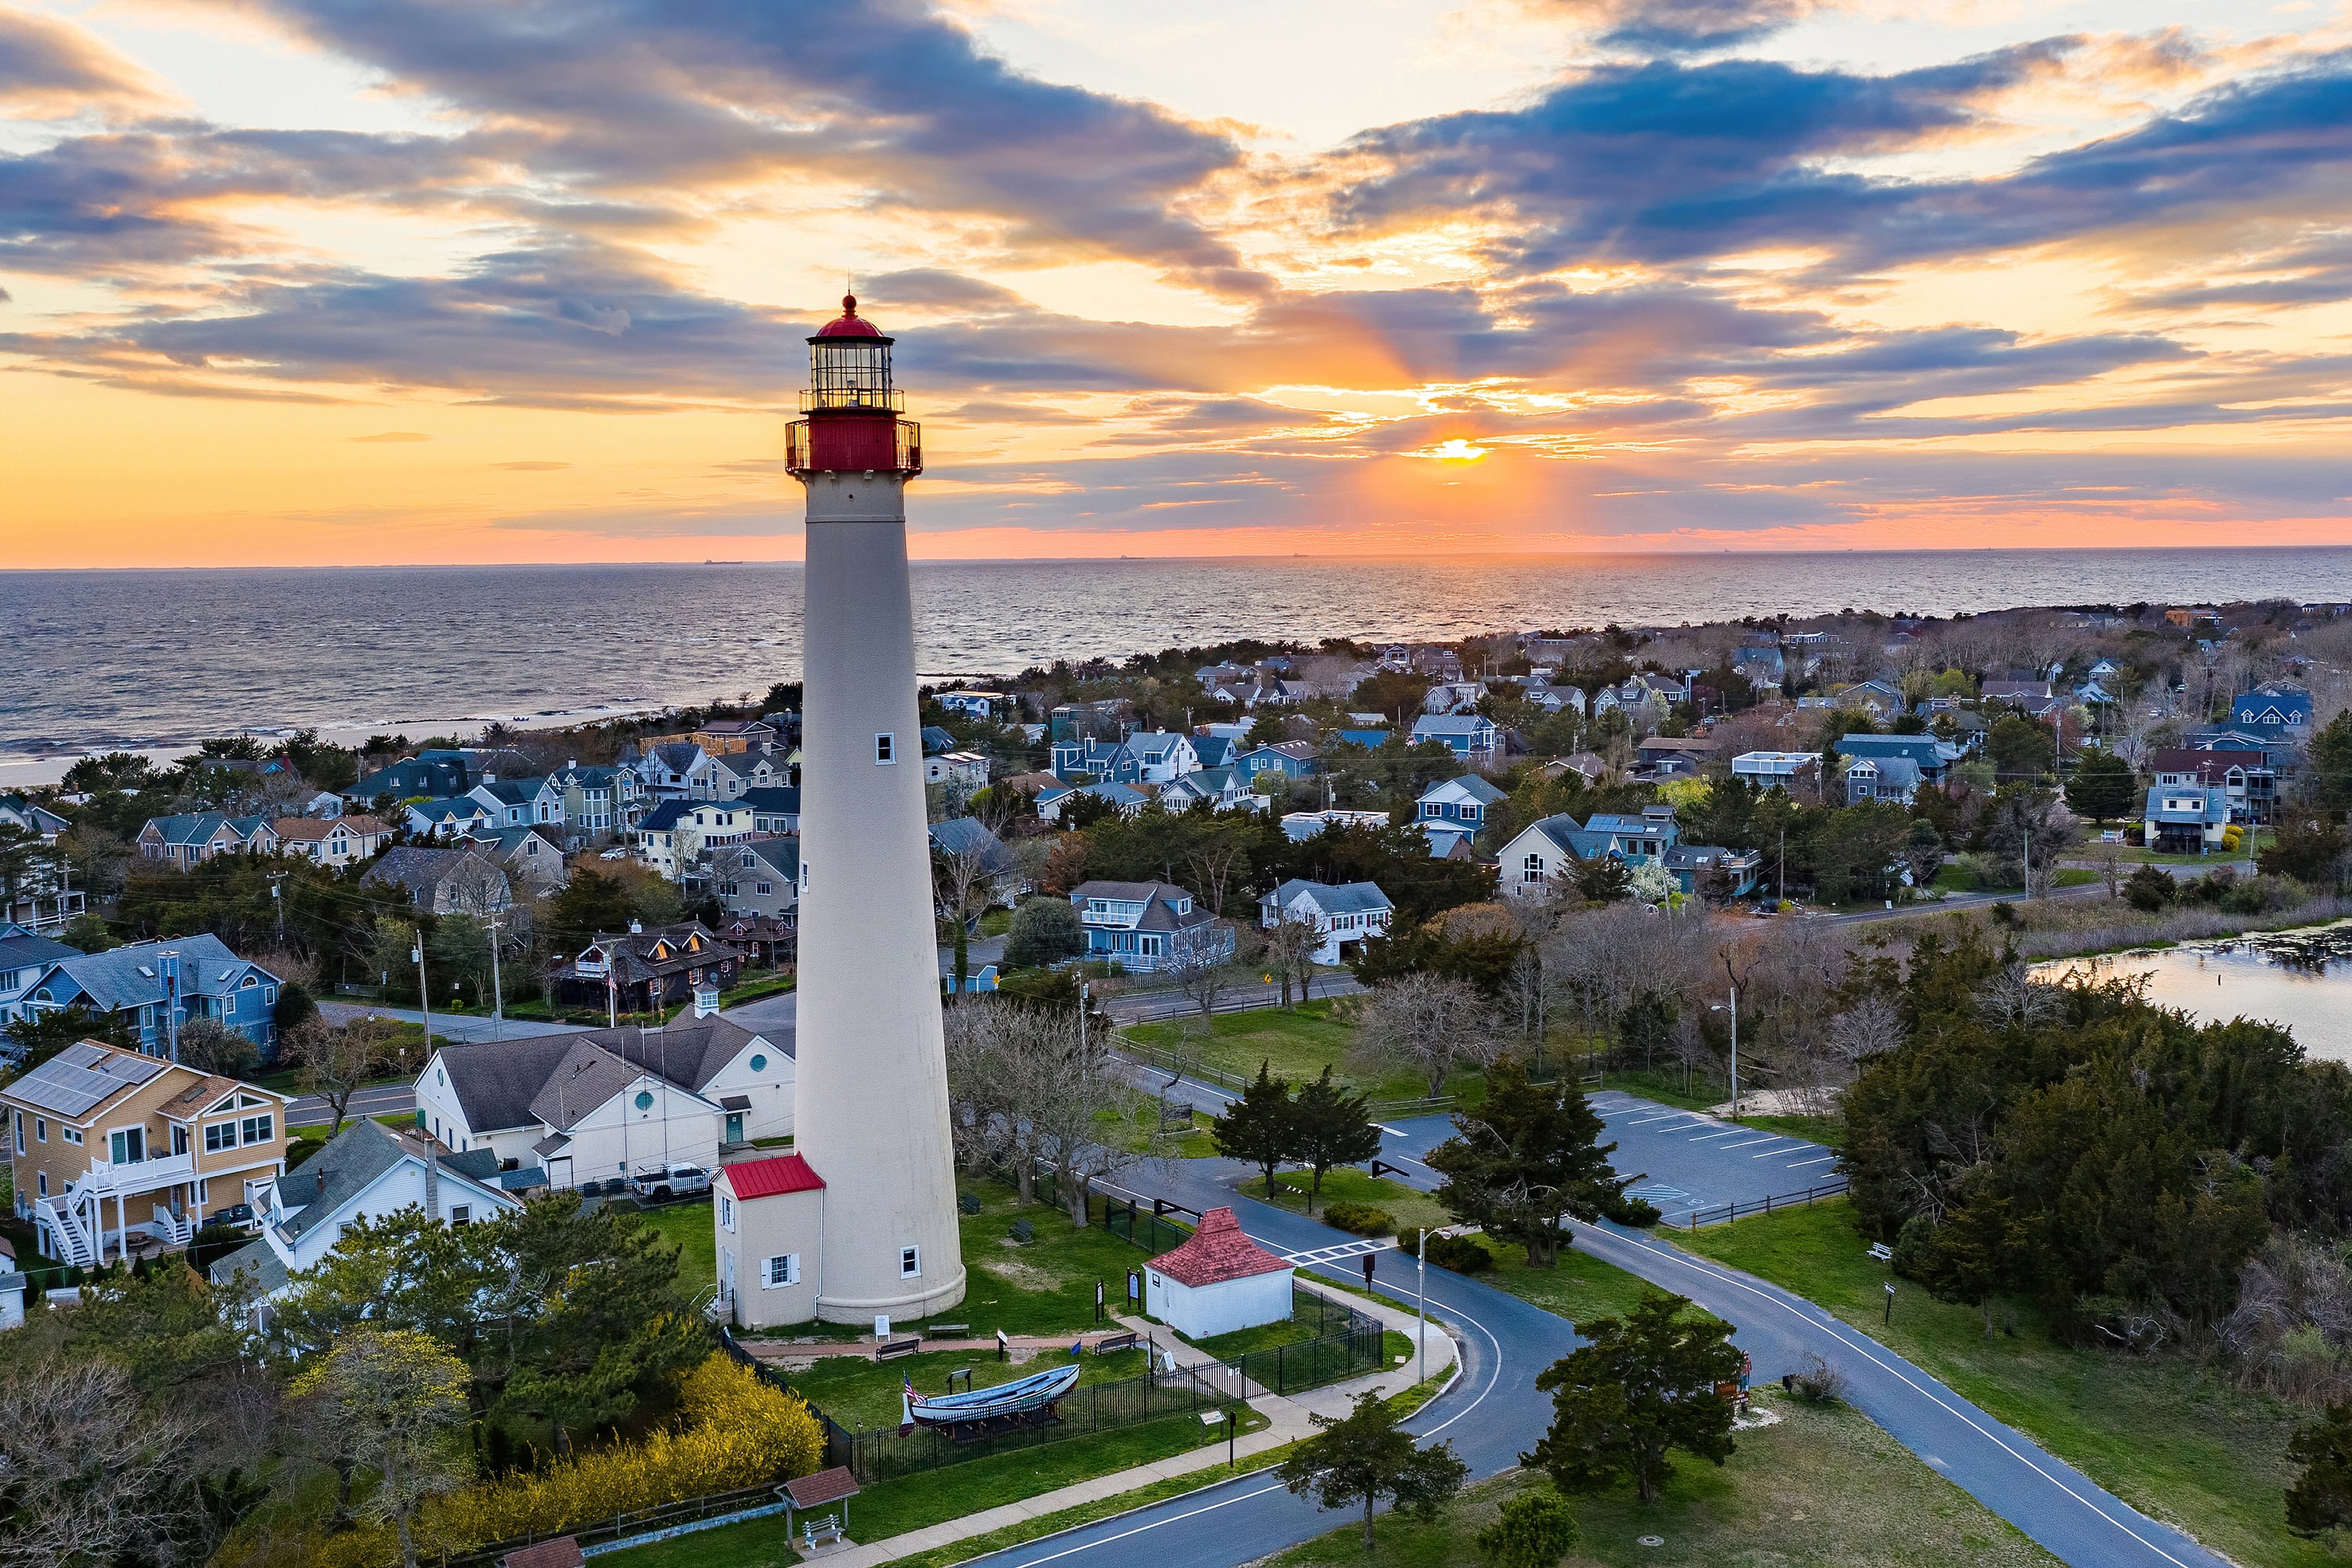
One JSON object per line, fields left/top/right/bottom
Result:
{"left": 784, "top": 1289, "right": 1457, "bottom": 1568}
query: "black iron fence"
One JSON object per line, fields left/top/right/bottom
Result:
{"left": 1681, "top": 1179, "right": 1849, "bottom": 1230}
{"left": 1200, "top": 1288, "right": 1388, "bottom": 1401}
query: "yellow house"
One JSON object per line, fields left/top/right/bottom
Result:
{"left": 3, "top": 1040, "right": 292, "bottom": 1266}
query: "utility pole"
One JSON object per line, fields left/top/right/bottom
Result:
{"left": 486, "top": 913, "right": 505, "bottom": 1042}
{"left": 162, "top": 949, "right": 181, "bottom": 1064}
{"left": 269, "top": 873, "right": 285, "bottom": 940}
{"left": 413, "top": 938, "right": 431, "bottom": 1052}
{"left": 1415, "top": 1228, "right": 1429, "bottom": 1387}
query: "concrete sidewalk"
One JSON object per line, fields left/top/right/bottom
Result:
{"left": 789, "top": 1288, "right": 1458, "bottom": 1568}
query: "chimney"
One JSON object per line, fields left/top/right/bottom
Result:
{"left": 694, "top": 981, "right": 719, "bottom": 1020}
{"left": 424, "top": 1149, "right": 441, "bottom": 1224}
{"left": 314, "top": 1167, "right": 327, "bottom": 1202}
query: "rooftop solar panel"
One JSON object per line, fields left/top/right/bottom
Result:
{"left": 6, "top": 1042, "right": 167, "bottom": 1119}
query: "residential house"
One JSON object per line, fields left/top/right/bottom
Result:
{"left": 1838, "top": 734, "right": 1961, "bottom": 786}
{"left": 467, "top": 775, "right": 566, "bottom": 830}
{"left": 1049, "top": 699, "right": 1132, "bottom": 742}
{"left": 1067, "top": 880, "right": 1235, "bottom": 973}
{"left": 1233, "top": 741, "right": 1321, "bottom": 785}
{"left": 0, "top": 803, "right": 82, "bottom": 936}
{"left": 549, "top": 921, "right": 740, "bottom": 1014}
{"left": 412, "top": 1007, "right": 791, "bottom": 1187}
{"left": 1635, "top": 736, "right": 1718, "bottom": 779}
{"left": 1049, "top": 731, "right": 1199, "bottom": 786}
{"left": 687, "top": 718, "right": 779, "bottom": 754}
{"left": 296, "top": 789, "right": 348, "bottom": 818}
{"left": 929, "top": 818, "right": 1026, "bottom": 902}
{"left": 0, "top": 797, "right": 72, "bottom": 839}
{"left": 632, "top": 741, "right": 715, "bottom": 802}
{"left": 270, "top": 814, "right": 391, "bottom": 868}
{"left": 1540, "top": 753, "right": 1612, "bottom": 786}
{"left": 552, "top": 762, "right": 643, "bottom": 847}
{"left": 740, "top": 786, "right": 802, "bottom": 836}
{"left": 2152, "top": 749, "right": 2275, "bottom": 824}
{"left": 1036, "top": 781, "right": 1147, "bottom": 822}
{"left": 136, "top": 812, "right": 279, "bottom": 866}
{"left": 362, "top": 847, "right": 515, "bottom": 916}
{"left": 2233, "top": 685, "right": 2315, "bottom": 736}
{"left": 1730, "top": 752, "right": 1820, "bottom": 792}
{"left": 2145, "top": 783, "right": 2230, "bottom": 853}
{"left": 6, "top": 1040, "right": 292, "bottom": 1265}
{"left": 1982, "top": 677, "right": 2055, "bottom": 707}
{"left": 0, "top": 925, "right": 78, "bottom": 1029}
{"left": 13, "top": 935, "right": 284, "bottom": 1058}
{"left": 706, "top": 746, "right": 789, "bottom": 800}
{"left": 1279, "top": 809, "right": 1391, "bottom": 842}
{"left": 1416, "top": 775, "right": 1506, "bottom": 857}
{"left": 1258, "top": 879, "right": 1395, "bottom": 964}
{"left": 1335, "top": 728, "right": 1394, "bottom": 749}
{"left": 714, "top": 1153, "right": 826, "bottom": 1328}
{"left": 1733, "top": 645, "right": 1786, "bottom": 687}
{"left": 1409, "top": 714, "right": 1500, "bottom": 765}
{"left": 208, "top": 1119, "right": 519, "bottom": 1298}
{"left": 455, "top": 825, "right": 570, "bottom": 895}
{"left": 346, "top": 754, "right": 469, "bottom": 805}
{"left": 403, "top": 797, "right": 496, "bottom": 839}
{"left": 1845, "top": 755, "right": 1922, "bottom": 805}
{"left": 1829, "top": 680, "right": 1906, "bottom": 718}
{"left": 924, "top": 746, "right": 990, "bottom": 790}
{"left": 1422, "top": 681, "right": 1484, "bottom": 715}
{"left": 712, "top": 838, "right": 800, "bottom": 924}
{"left": 935, "top": 691, "right": 1008, "bottom": 720}
{"left": 633, "top": 799, "right": 753, "bottom": 881}
{"left": 1158, "top": 767, "right": 1253, "bottom": 813}
{"left": 1495, "top": 808, "right": 1680, "bottom": 900}
{"left": 1663, "top": 845, "right": 1763, "bottom": 899}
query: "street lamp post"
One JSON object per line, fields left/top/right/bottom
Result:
{"left": 413, "top": 941, "right": 431, "bottom": 1054}
{"left": 1415, "top": 1228, "right": 1430, "bottom": 1387}
{"left": 1710, "top": 989, "right": 1740, "bottom": 1118}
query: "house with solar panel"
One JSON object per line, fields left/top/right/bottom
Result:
{"left": 10, "top": 935, "right": 285, "bottom": 1058}
{"left": 3, "top": 1039, "right": 291, "bottom": 1266}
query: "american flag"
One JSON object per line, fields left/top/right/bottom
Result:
{"left": 904, "top": 1377, "right": 927, "bottom": 1406}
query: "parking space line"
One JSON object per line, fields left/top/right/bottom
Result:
{"left": 1755, "top": 1144, "right": 1815, "bottom": 1158}
{"left": 1722, "top": 1136, "right": 1784, "bottom": 1150}
{"left": 1788, "top": 1155, "right": 1839, "bottom": 1167}
{"left": 1687, "top": 1130, "right": 1743, "bottom": 1142}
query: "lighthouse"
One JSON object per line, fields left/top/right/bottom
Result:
{"left": 784, "top": 296, "right": 966, "bottom": 1323}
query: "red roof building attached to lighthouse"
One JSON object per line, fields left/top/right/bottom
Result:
{"left": 786, "top": 295, "right": 921, "bottom": 477}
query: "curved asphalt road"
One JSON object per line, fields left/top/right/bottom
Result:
{"left": 962, "top": 1116, "right": 2229, "bottom": 1568}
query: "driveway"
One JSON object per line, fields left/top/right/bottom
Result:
{"left": 287, "top": 1080, "right": 423, "bottom": 1130}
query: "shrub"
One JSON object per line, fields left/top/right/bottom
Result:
{"left": 1784, "top": 1352, "right": 1848, "bottom": 1404}
{"left": 1322, "top": 1202, "right": 1393, "bottom": 1237}
{"left": 419, "top": 1353, "right": 822, "bottom": 1555}
{"left": 1475, "top": 1486, "right": 1581, "bottom": 1568}
{"left": 1003, "top": 898, "right": 1085, "bottom": 970}
{"left": 1424, "top": 1233, "right": 1494, "bottom": 1274}
{"left": 2123, "top": 864, "right": 2175, "bottom": 912}
{"left": 1603, "top": 1192, "right": 1662, "bottom": 1228}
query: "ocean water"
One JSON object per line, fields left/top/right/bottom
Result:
{"left": 2, "top": 548, "right": 2347, "bottom": 768}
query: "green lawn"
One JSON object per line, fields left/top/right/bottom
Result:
{"left": 978, "top": 909, "right": 1014, "bottom": 938}
{"left": 1678, "top": 1200, "right": 2323, "bottom": 1568}
{"left": 789, "top": 1345, "right": 1152, "bottom": 1432}
{"left": 1588, "top": 1067, "right": 1718, "bottom": 1112}
{"left": 1437, "top": 1231, "right": 1669, "bottom": 1330}
{"left": 1731, "top": 1112, "right": 1845, "bottom": 1149}
{"left": 1266, "top": 1394, "right": 2059, "bottom": 1568}
{"left": 1124, "top": 1000, "right": 1472, "bottom": 1105}
{"left": 953, "top": 1181, "right": 1161, "bottom": 1338}
{"left": 1257, "top": 1167, "right": 1451, "bottom": 1232}
{"left": 636, "top": 1200, "right": 717, "bottom": 1298}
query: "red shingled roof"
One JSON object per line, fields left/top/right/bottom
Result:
{"left": 1149, "top": 1207, "right": 1291, "bottom": 1288}
{"left": 723, "top": 1153, "right": 825, "bottom": 1200}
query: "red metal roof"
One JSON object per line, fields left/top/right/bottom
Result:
{"left": 815, "top": 294, "right": 882, "bottom": 338}
{"left": 723, "top": 1152, "right": 825, "bottom": 1199}
{"left": 1149, "top": 1207, "right": 1292, "bottom": 1288}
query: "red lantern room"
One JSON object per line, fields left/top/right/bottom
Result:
{"left": 785, "top": 295, "right": 922, "bottom": 477}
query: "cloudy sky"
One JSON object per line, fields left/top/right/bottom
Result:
{"left": 5, "top": 0, "right": 2351, "bottom": 566}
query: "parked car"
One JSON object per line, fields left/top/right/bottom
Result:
{"left": 630, "top": 1163, "right": 711, "bottom": 1202}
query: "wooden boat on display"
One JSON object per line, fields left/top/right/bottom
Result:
{"left": 900, "top": 1363, "right": 1082, "bottom": 1432}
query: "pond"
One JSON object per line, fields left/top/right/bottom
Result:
{"left": 2037, "top": 922, "right": 2352, "bottom": 1063}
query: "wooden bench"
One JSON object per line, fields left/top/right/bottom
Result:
{"left": 927, "top": 1323, "right": 969, "bottom": 1335}
{"left": 1094, "top": 1330, "right": 1140, "bottom": 1355}
{"left": 875, "top": 1337, "right": 923, "bottom": 1361}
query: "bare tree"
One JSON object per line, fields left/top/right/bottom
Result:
{"left": 932, "top": 833, "right": 1000, "bottom": 1001}
{"left": 1165, "top": 922, "right": 1247, "bottom": 1023}
{"left": 1261, "top": 915, "right": 1320, "bottom": 1009}
{"left": 1826, "top": 993, "right": 1907, "bottom": 1063}
{"left": 1352, "top": 973, "right": 1498, "bottom": 1099}
{"left": 943, "top": 996, "right": 1158, "bottom": 1221}
{"left": 0, "top": 1357, "right": 201, "bottom": 1568}
{"left": 284, "top": 1015, "right": 396, "bottom": 1136}
{"left": 1183, "top": 821, "right": 1255, "bottom": 917}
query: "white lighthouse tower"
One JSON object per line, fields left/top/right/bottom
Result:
{"left": 784, "top": 296, "right": 966, "bottom": 1323}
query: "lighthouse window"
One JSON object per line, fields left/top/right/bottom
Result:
{"left": 634, "top": 1091, "right": 655, "bottom": 1111}
{"left": 875, "top": 732, "right": 896, "bottom": 764}
{"left": 899, "top": 1246, "right": 921, "bottom": 1279}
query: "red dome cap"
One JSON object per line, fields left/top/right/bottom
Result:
{"left": 815, "top": 293, "right": 882, "bottom": 338}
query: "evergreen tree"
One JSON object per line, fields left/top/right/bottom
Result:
{"left": 1476, "top": 1488, "right": 1581, "bottom": 1568}
{"left": 1279, "top": 1390, "right": 1467, "bottom": 1552}
{"left": 1425, "top": 1056, "right": 1629, "bottom": 1265}
{"left": 1290, "top": 1066, "right": 1381, "bottom": 1213}
{"left": 2310, "top": 712, "right": 2352, "bottom": 815}
{"left": 1211, "top": 1061, "right": 1299, "bottom": 1200}
{"left": 1526, "top": 1290, "right": 1743, "bottom": 1504}
{"left": 2063, "top": 749, "right": 2137, "bottom": 826}
{"left": 2288, "top": 1400, "right": 2352, "bottom": 1539}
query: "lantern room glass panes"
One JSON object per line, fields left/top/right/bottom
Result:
{"left": 808, "top": 339, "right": 897, "bottom": 410}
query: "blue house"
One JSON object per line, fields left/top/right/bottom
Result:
{"left": 1416, "top": 775, "right": 1507, "bottom": 856}
{"left": 1409, "top": 714, "right": 1499, "bottom": 763}
{"left": 2232, "top": 687, "right": 2314, "bottom": 735}
{"left": 14, "top": 935, "right": 285, "bottom": 1059}
{"left": 1233, "top": 742, "right": 1320, "bottom": 782}
{"left": 1837, "top": 733, "right": 1960, "bottom": 785}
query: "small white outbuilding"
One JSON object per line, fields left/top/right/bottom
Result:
{"left": 1145, "top": 1206, "right": 1294, "bottom": 1340}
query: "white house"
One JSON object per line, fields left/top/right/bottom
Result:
{"left": 1730, "top": 751, "right": 1820, "bottom": 791}
{"left": 935, "top": 691, "right": 1008, "bottom": 720}
{"left": 1258, "top": 880, "right": 1395, "bottom": 964}
{"left": 467, "top": 776, "right": 566, "bottom": 830}
{"left": 411, "top": 1007, "right": 793, "bottom": 1188}
{"left": 208, "top": 1118, "right": 519, "bottom": 1298}
{"left": 1144, "top": 1206, "right": 1292, "bottom": 1339}
{"left": 1279, "top": 808, "right": 1390, "bottom": 842}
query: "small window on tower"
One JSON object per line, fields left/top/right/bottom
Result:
{"left": 875, "top": 733, "right": 896, "bottom": 765}
{"left": 900, "top": 1246, "right": 921, "bottom": 1279}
